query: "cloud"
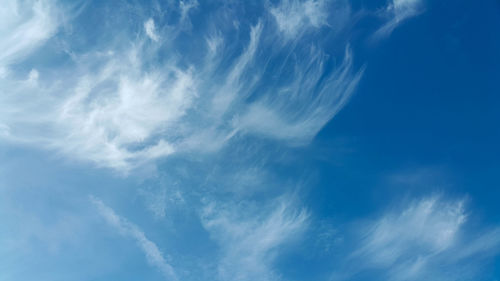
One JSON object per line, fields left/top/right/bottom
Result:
{"left": 144, "top": 18, "right": 159, "bottom": 41}
{"left": 27, "top": 68, "right": 39, "bottom": 85}
{"left": 91, "top": 196, "right": 177, "bottom": 280}
{"left": 138, "top": 182, "right": 185, "bottom": 220}
{"left": 0, "top": 1, "right": 364, "bottom": 172}
{"left": 179, "top": 0, "right": 198, "bottom": 23}
{"left": 200, "top": 196, "right": 309, "bottom": 281}
{"left": 209, "top": 21, "right": 264, "bottom": 119}
{"left": 373, "top": 0, "right": 424, "bottom": 39}
{"left": 0, "top": 0, "right": 59, "bottom": 68}
{"left": 356, "top": 196, "right": 466, "bottom": 266}
{"left": 1, "top": 40, "right": 196, "bottom": 172}
{"left": 235, "top": 47, "right": 364, "bottom": 144}
{"left": 56, "top": 53, "right": 194, "bottom": 170}
{"left": 332, "top": 196, "right": 500, "bottom": 281}
{"left": 269, "top": 0, "right": 330, "bottom": 38}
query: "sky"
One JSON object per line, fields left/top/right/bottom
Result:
{"left": 0, "top": 0, "right": 499, "bottom": 280}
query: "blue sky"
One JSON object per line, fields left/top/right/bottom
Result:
{"left": 1, "top": 0, "right": 499, "bottom": 280}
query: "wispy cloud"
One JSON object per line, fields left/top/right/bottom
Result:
{"left": 0, "top": 0, "right": 59, "bottom": 68}
{"left": 56, "top": 52, "right": 194, "bottom": 170}
{"left": 2, "top": 2, "right": 498, "bottom": 281}
{"left": 179, "top": 0, "right": 198, "bottom": 23}
{"left": 201, "top": 196, "right": 309, "bottom": 281}
{"left": 144, "top": 18, "right": 159, "bottom": 42}
{"left": 270, "top": 0, "right": 330, "bottom": 38}
{"left": 373, "top": 0, "right": 424, "bottom": 39}
{"left": 235, "top": 47, "right": 364, "bottom": 144}
{"left": 332, "top": 196, "right": 500, "bottom": 281}
{"left": 356, "top": 196, "right": 466, "bottom": 267}
{"left": 91, "top": 196, "right": 177, "bottom": 280}
{"left": 0, "top": 1, "right": 365, "bottom": 172}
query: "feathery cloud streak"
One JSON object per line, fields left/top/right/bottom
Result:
{"left": 373, "top": 0, "right": 424, "bottom": 39}
{"left": 91, "top": 196, "right": 177, "bottom": 280}
{"left": 332, "top": 196, "right": 500, "bottom": 281}
{"left": 0, "top": 0, "right": 59, "bottom": 68}
{"left": 201, "top": 197, "right": 309, "bottom": 281}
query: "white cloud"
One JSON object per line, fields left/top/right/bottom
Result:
{"left": 0, "top": 66, "right": 9, "bottom": 78}
{"left": 373, "top": 0, "right": 423, "bottom": 39}
{"left": 144, "top": 18, "right": 159, "bottom": 42}
{"left": 270, "top": 0, "right": 330, "bottom": 38}
{"left": 393, "top": 0, "right": 422, "bottom": 17}
{"left": 333, "top": 196, "right": 500, "bottom": 281}
{"left": 179, "top": 0, "right": 198, "bottom": 22}
{"left": 27, "top": 68, "right": 39, "bottom": 84}
{"left": 201, "top": 197, "right": 309, "bottom": 281}
{"left": 0, "top": 2, "right": 364, "bottom": 172}
{"left": 0, "top": 123, "right": 9, "bottom": 137}
{"left": 235, "top": 47, "right": 364, "bottom": 144}
{"left": 356, "top": 196, "right": 466, "bottom": 267}
{"left": 56, "top": 55, "right": 195, "bottom": 170}
{"left": 0, "top": 0, "right": 58, "bottom": 68}
{"left": 139, "top": 184, "right": 185, "bottom": 219}
{"left": 91, "top": 196, "right": 177, "bottom": 280}
{"left": 0, "top": 43, "right": 196, "bottom": 172}
{"left": 210, "top": 22, "right": 263, "bottom": 116}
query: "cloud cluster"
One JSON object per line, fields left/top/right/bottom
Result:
{"left": 0, "top": 0, "right": 363, "bottom": 172}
